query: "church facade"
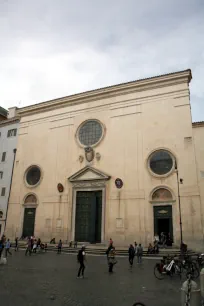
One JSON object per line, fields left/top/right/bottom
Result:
{"left": 5, "top": 69, "right": 204, "bottom": 249}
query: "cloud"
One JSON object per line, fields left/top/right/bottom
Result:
{"left": 0, "top": 0, "right": 203, "bottom": 121}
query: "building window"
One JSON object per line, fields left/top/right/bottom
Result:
{"left": 1, "top": 152, "right": 6, "bottom": 162}
{"left": 7, "top": 129, "right": 17, "bottom": 137}
{"left": 77, "top": 120, "right": 103, "bottom": 146}
{"left": 152, "top": 188, "right": 173, "bottom": 201}
{"left": 25, "top": 166, "right": 42, "bottom": 187}
{"left": 1, "top": 187, "right": 6, "bottom": 196}
{"left": 0, "top": 171, "right": 3, "bottom": 179}
{"left": 0, "top": 211, "right": 3, "bottom": 218}
{"left": 148, "top": 150, "right": 174, "bottom": 176}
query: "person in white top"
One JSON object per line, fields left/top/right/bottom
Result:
{"left": 5, "top": 239, "right": 12, "bottom": 257}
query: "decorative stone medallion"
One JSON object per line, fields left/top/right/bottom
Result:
{"left": 85, "top": 147, "right": 94, "bottom": 162}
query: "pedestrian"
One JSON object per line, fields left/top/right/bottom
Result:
{"left": 33, "top": 239, "right": 37, "bottom": 253}
{"left": 15, "top": 237, "right": 19, "bottom": 251}
{"left": 0, "top": 239, "right": 3, "bottom": 258}
{"left": 37, "top": 238, "right": 41, "bottom": 251}
{"left": 5, "top": 239, "right": 12, "bottom": 257}
{"left": 57, "top": 239, "right": 62, "bottom": 254}
{"left": 30, "top": 236, "right": 34, "bottom": 251}
{"left": 108, "top": 246, "right": 117, "bottom": 273}
{"left": 134, "top": 241, "right": 138, "bottom": 255}
{"left": 109, "top": 238, "right": 113, "bottom": 246}
{"left": 77, "top": 245, "right": 86, "bottom": 278}
{"left": 137, "top": 243, "right": 143, "bottom": 264}
{"left": 25, "top": 238, "right": 32, "bottom": 256}
{"left": 74, "top": 241, "right": 78, "bottom": 248}
{"left": 128, "top": 244, "right": 135, "bottom": 267}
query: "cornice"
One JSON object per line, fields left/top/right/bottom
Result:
{"left": 17, "top": 69, "right": 191, "bottom": 117}
{"left": 192, "top": 121, "right": 204, "bottom": 128}
{"left": 0, "top": 117, "right": 20, "bottom": 128}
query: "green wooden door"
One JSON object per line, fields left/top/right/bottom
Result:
{"left": 75, "top": 191, "right": 102, "bottom": 243}
{"left": 95, "top": 191, "right": 102, "bottom": 243}
{"left": 22, "top": 208, "right": 36, "bottom": 237}
{"left": 154, "top": 205, "right": 173, "bottom": 240}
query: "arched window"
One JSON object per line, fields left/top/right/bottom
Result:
{"left": 24, "top": 194, "right": 37, "bottom": 205}
{"left": 152, "top": 188, "right": 173, "bottom": 201}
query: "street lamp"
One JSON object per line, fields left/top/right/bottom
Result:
{"left": 175, "top": 160, "right": 183, "bottom": 248}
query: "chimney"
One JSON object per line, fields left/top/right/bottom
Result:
{"left": 8, "top": 107, "right": 18, "bottom": 119}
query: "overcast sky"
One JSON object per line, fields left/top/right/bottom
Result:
{"left": 0, "top": 0, "right": 204, "bottom": 121}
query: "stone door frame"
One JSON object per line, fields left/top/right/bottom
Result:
{"left": 71, "top": 181, "right": 106, "bottom": 243}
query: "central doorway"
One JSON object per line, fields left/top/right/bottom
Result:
{"left": 154, "top": 205, "right": 173, "bottom": 240}
{"left": 75, "top": 191, "right": 102, "bottom": 243}
{"left": 22, "top": 208, "right": 36, "bottom": 238}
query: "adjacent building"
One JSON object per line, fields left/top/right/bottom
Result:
{"left": 0, "top": 109, "right": 19, "bottom": 236}
{"left": 4, "top": 69, "right": 204, "bottom": 250}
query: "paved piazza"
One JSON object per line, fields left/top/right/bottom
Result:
{"left": 0, "top": 250, "right": 182, "bottom": 306}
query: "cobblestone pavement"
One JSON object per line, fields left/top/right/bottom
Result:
{"left": 0, "top": 250, "right": 182, "bottom": 306}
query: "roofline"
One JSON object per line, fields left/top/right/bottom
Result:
{"left": 192, "top": 121, "right": 204, "bottom": 128}
{"left": 0, "top": 117, "right": 20, "bottom": 128}
{"left": 16, "top": 69, "right": 192, "bottom": 117}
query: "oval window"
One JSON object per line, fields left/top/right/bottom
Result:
{"left": 26, "top": 166, "right": 41, "bottom": 186}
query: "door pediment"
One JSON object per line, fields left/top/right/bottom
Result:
{"left": 68, "top": 166, "right": 111, "bottom": 182}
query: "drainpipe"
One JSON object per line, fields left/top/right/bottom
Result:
{"left": 175, "top": 160, "right": 183, "bottom": 248}
{"left": 4, "top": 148, "right": 17, "bottom": 230}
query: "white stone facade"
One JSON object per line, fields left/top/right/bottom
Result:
{"left": 4, "top": 69, "right": 204, "bottom": 249}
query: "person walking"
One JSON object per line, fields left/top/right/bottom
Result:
{"left": 108, "top": 246, "right": 117, "bottom": 273}
{"left": 134, "top": 242, "right": 138, "bottom": 256}
{"left": 77, "top": 245, "right": 86, "bottom": 278}
{"left": 33, "top": 239, "right": 37, "bottom": 253}
{"left": 57, "top": 239, "right": 62, "bottom": 254}
{"left": 0, "top": 239, "right": 3, "bottom": 258}
{"left": 137, "top": 243, "right": 143, "bottom": 264}
{"left": 128, "top": 244, "right": 135, "bottom": 267}
{"left": 109, "top": 238, "right": 113, "bottom": 247}
{"left": 15, "top": 237, "right": 19, "bottom": 251}
{"left": 5, "top": 239, "right": 12, "bottom": 257}
{"left": 25, "top": 238, "right": 32, "bottom": 256}
{"left": 37, "top": 238, "right": 41, "bottom": 251}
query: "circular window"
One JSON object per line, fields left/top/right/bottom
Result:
{"left": 26, "top": 166, "right": 41, "bottom": 186}
{"left": 78, "top": 120, "right": 103, "bottom": 146}
{"left": 149, "top": 150, "right": 174, "bottom": 176}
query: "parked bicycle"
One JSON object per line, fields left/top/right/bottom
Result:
{"left": 154, "top": 255, "right": 182, "bottom": 280}
{"left": 195, "top": 253, "right": 204, "bottom": 270}
{"left": 179, "top": 254, "right": 200, "bottom": 279}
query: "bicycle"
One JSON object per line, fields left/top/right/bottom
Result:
{"left": 195, "top": 253, "right": 204, "bottom": 270}
{"left": 154, "top": 255, "right": 182, "bottom": 280}
{"left": 179, "top": 254, "right": 200, "bottom": 279}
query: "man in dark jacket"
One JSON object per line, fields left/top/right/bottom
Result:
{"left": 77, "top": 245, "right": 86, "bottom": 278}
{"left": 128, "top": 244, "right": 135, "bottom": 267}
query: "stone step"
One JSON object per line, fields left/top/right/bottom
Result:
{"left": 12, "top": 243, "right": 196, "bottom": 257}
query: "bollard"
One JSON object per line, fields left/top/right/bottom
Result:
{"left": 200, "top": 268, "right": 204, "bottom": 299}
{"left": 181, "top": 279, "right": 201, "bottom": 305}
